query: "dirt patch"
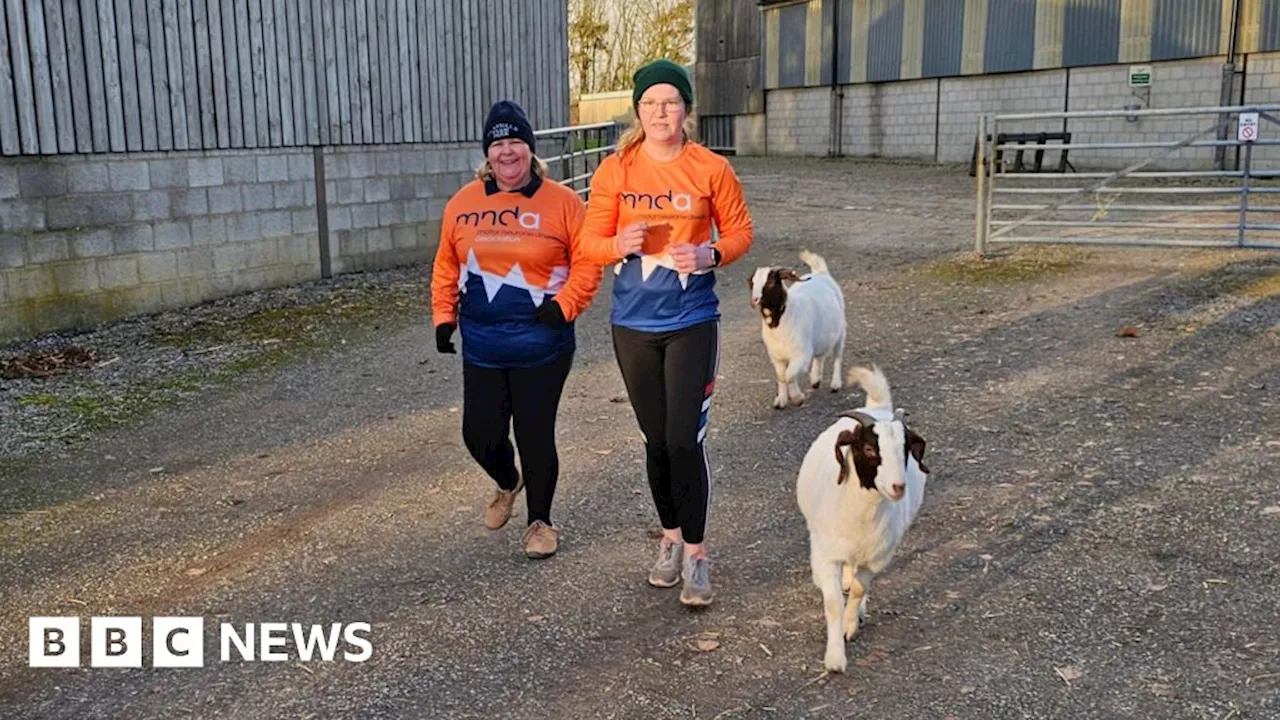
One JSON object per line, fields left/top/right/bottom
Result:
{"left": 0, "top": 266, "right": 430, "bottom": 460}
{"left": 919, "top": 245, "right": 1094, "bottom": 284}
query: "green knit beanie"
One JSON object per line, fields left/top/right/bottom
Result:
{"left": 632, "top": 59, "right": 693, "bottom": 110}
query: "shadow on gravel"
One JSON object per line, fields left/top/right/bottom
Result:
{"left": 2, "top": 249, "right": 1277, "bottom": 718}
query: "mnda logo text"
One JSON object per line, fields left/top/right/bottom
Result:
{"left": 29, "top": 617, "right": 373, "bottom": 668}
{"left": 620, "top": 190, "right": 693, "bottom": 211}
{"left": 455, "top": 206, "right": 541, "bottom": 229}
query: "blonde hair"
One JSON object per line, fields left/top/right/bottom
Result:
{"left": 475, "top": 154, "right": 551, "bottom": 182}
{"left": 615, "top": 113, "right": 699, "bottom": 158}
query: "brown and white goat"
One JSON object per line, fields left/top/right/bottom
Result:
{"left": 748, "top": 250, "right": 847, "bottom": 409}
{"left": 795, "top": 365, "right": 931, "bottom": 672}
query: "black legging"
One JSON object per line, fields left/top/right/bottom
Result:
{"left": 461, "top": 351, "right": 573, "bottom": 526}
{"left": 611, "top": 320, "right": 720, "bottom": 545}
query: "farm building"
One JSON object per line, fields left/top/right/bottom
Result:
{"left": 696, "top": 0, "right": 1280, "bottom": 165}
{"left": 0, "top": 0, "right": 570, "bottom": 342}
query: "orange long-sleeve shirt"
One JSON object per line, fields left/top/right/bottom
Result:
{"left": 430, "top": 174, "right": 602, "bottom": 368}
{"left": 579, "top": 141, "right": 753, "bottom": 332}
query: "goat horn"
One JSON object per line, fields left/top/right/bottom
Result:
{"left": 839, "top": 410, "right": 879, "bottom": 427}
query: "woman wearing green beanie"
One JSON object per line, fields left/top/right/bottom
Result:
{"left": 580, "top": 58, "right": 755, "bottom": 608}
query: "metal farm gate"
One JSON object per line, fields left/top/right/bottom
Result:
{"left": 973, "top": 105, "right": 1280, "bottom": 254}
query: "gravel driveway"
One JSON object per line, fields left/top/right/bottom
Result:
{"left": 1, "top": 157, "right": 1277, "bottom": 719}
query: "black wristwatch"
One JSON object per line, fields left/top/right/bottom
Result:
{"left": 710, "top": 247, "right": 722, "bottom": 267}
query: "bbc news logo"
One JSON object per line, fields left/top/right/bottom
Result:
{"left": 29, "top": 617, "right": 373, "bottom": 668}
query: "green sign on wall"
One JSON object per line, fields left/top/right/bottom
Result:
{"left": 1129, "top": 65, "right": 1153, "bottom": 88}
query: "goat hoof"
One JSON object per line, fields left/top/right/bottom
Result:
{"left": 823, "top": 649, "right": 847, "bottom": 673}
{"left": 810, "top": 380, "right": 820, "bottom": 389}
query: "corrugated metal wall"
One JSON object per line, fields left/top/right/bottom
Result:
{"left": 1153, "top": 0, "right": 1222, "bottom": 60}
{"left": 1063, "top": 0, "right": 1121, "bottom": 67}
{"left": 922, "top": 0, "right": 965, "bottom": 77}
{"left": 984, "top": 0, "right": 1038, "bottom": 74}
{"left": 778, "top": 2, "right": 809, "bottom": 87}
{"left": 0, "top": 0, "right": 569, "bottom": 156}
{"left": 1262, "top": 0, "right": 1280, "bottom": 50}
{"left": 866, "top": 0, "right": 904, "bottom": 82}
{"left": 759, "top": 0, "right": 1275, "bottom": 91}
{"left": 837, "top": 0, "right": 854, "bottom": 82}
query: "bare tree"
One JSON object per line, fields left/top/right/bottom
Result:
{"left": 568, "top": 0, "right": 610, "bottom": 99}
{"left": 569, "top": 0, "right": 695, "bottom": 99}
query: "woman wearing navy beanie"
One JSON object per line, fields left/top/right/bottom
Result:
{"left": 431, "top": 100, "right": 602, "bottom": 559}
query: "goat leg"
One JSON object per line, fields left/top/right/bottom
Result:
{"left": 844, "top": 567, "right": 875, "bottom": 642}
{"left": 829, "top": 331, "right": 846, "bottom": 392}
{"left": 809, "top": 356, "right": 825, "bottom": 389}
{"left": 816, "top": 560, "right": 848, "bottom": 673}
{"left": 784, "top": 355, "right": 810, "bottom": 406}
{"left": 772, "top": 359, "right": 790, "bottom": 409}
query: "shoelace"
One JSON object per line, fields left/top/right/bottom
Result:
{"left": 659, "top": 543, "right": 680, "bottom": 566}
{"left": 687, "top": 558, "right": 709, "bottom": 585}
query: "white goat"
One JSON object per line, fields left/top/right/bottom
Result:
{"left": 795, "top": 365, "right": 931, "bottom": 673}
{"left": 748, "top": 250, "right": 847, "bottom": 409}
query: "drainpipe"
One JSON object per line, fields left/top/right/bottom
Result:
{"left": 1218, "top": 0, "right": 1242, "bottom": 169}
{"left": 829, "top": 0, "right": 844, "bottom": 157}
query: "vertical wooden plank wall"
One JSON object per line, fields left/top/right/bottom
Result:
{"left": 0, "top": 0, "right": 570, "bottom": 155}
{"left": 131, "top": 0, "right": 157, "bottom": 150}
{"left": 206, "top": 0, "right": 228, "bottom": 147}
{"left": 44, "top": 0, "right": 77, "bottom": 151}
{"left": 0, "top": 0, "right": 17, "bottom": 154}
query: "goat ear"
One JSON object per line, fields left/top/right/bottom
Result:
{"left": 834, "top": 429, "right": 857, "bottom": 485}
{"left": 777, "top": 268, "right": 800, "bottom": 283}
{"left": 905, "top": 427, "right": 929, "bottom": 474}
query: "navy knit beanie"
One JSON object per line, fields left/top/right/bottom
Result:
{"left": 483, "top": 100, "right": 536, "bottom": 154}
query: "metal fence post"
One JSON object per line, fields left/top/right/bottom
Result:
{"left": 975, "top": 114, "right": 988, "bottom": 255}
{"left": 984, "top": 115, "right": 997, "bottom": 250}
{"left": 1238, "top": 138, "right": 1253, "bottom": 247}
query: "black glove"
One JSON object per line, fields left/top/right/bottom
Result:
{"left": 435, "top": 322, "right": 457, "bottom": 354}
{"left": 537, "top": 300, "right": 566, "bottom": 328}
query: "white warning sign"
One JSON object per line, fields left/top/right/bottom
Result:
{"left": 1238, "top": 112, "right": 1259, "bottom": 142}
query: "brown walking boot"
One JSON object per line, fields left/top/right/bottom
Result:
{"left": 484, "top": 477, "right": 524, "bottom": 530}
{"left": 523, "top": 520, "right": 558, "bottom": 559}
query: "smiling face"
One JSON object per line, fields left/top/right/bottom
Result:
{"left": 487, "top": 138, "right": 532, "bottom": 188}
{"left": 636, "top": 83, "right": 688, "bottom": 145}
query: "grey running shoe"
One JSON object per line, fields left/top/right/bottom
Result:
{"left": 648, "top": 539, "right": 683, "bottom": 588}
{"left": 680, "top": 555, "right": 714, "bottom": 607}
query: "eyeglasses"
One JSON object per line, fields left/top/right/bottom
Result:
{"left": 637, "top": 99, "right": 684, "bottom": 114}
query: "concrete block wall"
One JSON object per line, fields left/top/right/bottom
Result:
{"left": 1240, "top": 52, "right": 1280, "bottom": 166}
{"left": 1065, "top": 58, "right": 1224, "bottom": 170}
{"left": 0, "top": 142, "right": 479, "bottom": 342}
{"left": 765, "top": 87, "right": 832, "bottom": 155}
{"left": 843, "top": 80, "right": 938, "bottom": 160}
{"left": 321, "top": 144, "right": 475, "bottom": 275}
{"left": 762, "top": 53, "right": 1280, "bottom": 171}
{"left": 735, "top": 114, "right": 768, "bottom": 155}
{"left": 936, "top": 70, "right": 1068, "bottom": 164}
{"left": 0, "top": 150, "right": 320, "bottom": 341}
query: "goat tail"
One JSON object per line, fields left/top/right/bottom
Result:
{"left": 798, "top": 249, "right": 830, "bottom": 276}
{"left": 846, "top": 364, "right": 893, "bottom": 410}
